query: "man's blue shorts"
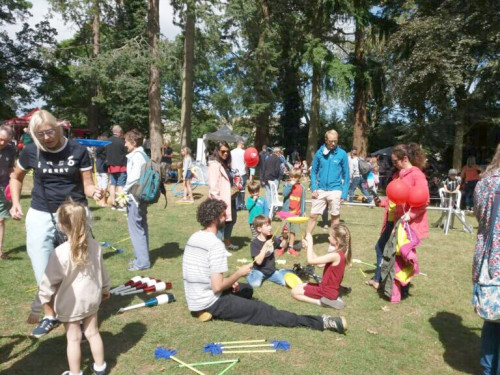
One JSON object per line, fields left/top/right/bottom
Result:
{"left": 109, "top": 172, "right": 127, "bottom": 187}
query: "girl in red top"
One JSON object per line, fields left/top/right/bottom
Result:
{"left": 291, "top": 224, "right": 351, "bottom": 309}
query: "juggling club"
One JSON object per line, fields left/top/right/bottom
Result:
{"left": 112, "top": 277, "right": 151, "bottom": 295}
{"left": 120, "top": 281, "right": 172, "bottom": 295}
{"left": 110, "top": 276, "right": 142, "bottom": 294}
{"left": 117, "top": 279, "right": 163, "bottom": 295}
{"left": 118, "top": 293, "right": 175, "bottom": 313}
{"left": 117, "top": 278, "right": 159, "bottom": 295}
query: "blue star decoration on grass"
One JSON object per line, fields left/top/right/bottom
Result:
{"left": 154, "top": 347, "right": 178, "bottom": 359}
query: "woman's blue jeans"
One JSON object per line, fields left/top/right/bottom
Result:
{"left": 481, "top": 321, "right": 500, "bottom": 375}
{"left": 373, "top": 221, "right": 394, "bottom": 282}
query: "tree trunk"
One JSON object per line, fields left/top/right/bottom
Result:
{"left": 306, "top": 1, "right": 323, "bottom": 165}
{"left": 452, "top": 94, "right": 466, "bottom": 170}
{"left": 307, "top": 63, "right": 321, "bottom": 165}
{"left": 254, "top": 0, "right": 271, "bottom": 150}
{"left": 180, "top": 0, "right": 195, "bottom": 148}
{"left": 88, "top": 0, "right": 100, "bottom": 136}
{"left": 148, "top": 0, "right": 162, "bottom": 162}
{"left": 352, "top": 18, "right": 368, "bottom": 157}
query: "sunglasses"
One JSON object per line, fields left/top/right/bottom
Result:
{"left": 219, "top": 149, "right": 230, "bottom": 154}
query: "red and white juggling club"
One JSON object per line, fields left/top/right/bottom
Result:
{"left": 118, "top": 278, "right": 160, "bottom": 295}
{"left": 110, "top": 276, "right": 142, "bottom": 294}
{"left": 112, "top": 277, "right": 151, "bottom": 295}
{"left": 118, "top": 293, "right": 175, "bottom": 313}
{"left": 120, "top": 281, "right": 172, "bottom": 295}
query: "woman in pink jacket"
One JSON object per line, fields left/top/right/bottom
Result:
{"left": 391, "top": 143, "right": 429, "bottom": 239}
{"left": 366, "top": 143, "right": 429, "bottom": 290}
{"left": 208, "top": 141, "right": 239, "bottom": 250}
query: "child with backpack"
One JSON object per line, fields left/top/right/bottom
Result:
{"left": 291, "top": 224, "right": 351, "bottom": 310}
{"left": 123, "top": 129, "right": 151, "bottom": 271}
{"left": 36, "top": 200, "right": 110, "bottom": 375}
{"left": 181, "top": 146, "right": 194, "bottom": 202}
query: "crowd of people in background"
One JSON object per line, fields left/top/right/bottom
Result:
{"left": 1, "top": 109, "right": 499, "bottom": 375}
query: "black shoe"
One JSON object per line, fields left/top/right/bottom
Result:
{"left": 322, "top": 315, "right": 347, "bottom": 334}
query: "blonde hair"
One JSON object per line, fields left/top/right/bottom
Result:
{"left": 182, "top": 146, "right": 192, "bottom": 158}
{"left": 370, "top": 157, "right": 379, "bottom": 173}
{"left": 482, "top": 143, "right": 500, "bottom": 178}
{"left": 325, "top": 129, "right": 338, "bottom": 139}
{"left": 330, "top": 224, "right": 352, "bottom": 264}
{"left": 29, "top": 110, "right": 64, "bottom": 152}
{"left": 57, "top": 200, "right": 89, "bottom": 267}
{"left": 466, "top": 156, "right": 476, "bottom": 168}
{"left": 289, "top": 168, "right": 302, "bottom": 180}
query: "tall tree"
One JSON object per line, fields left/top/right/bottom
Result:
{"left": 386, "top": 0, "right": 500, "bottom": 168}
{"left": 148, "top": 0, "right": 162, "bottom": 161}
{"left": 42, "top": 0, "right": 150, "bottom": 133}
{"left": 179, "top": 0, "right": 195, "bottom": 147}
{"left": 0, "top": 1, "right": 56, "bottom": 117}
{"left": 299, "top": 0, "right": 353, "bottom": 163}
{"left": 88, "top": 0, "right": 100, "bottom": 135}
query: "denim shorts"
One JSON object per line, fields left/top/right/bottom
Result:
{"left": 110, "top": 172, "right": 127, "bottom": 187}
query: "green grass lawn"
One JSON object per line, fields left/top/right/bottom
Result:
{"left": 0, "top": 178, "right": 482, "bottom": 374}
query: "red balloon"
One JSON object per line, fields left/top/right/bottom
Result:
{"left": 17, "top": 142, "right": 24, "bottom": 150}
{"left": 244, "top": 147, "right": 259, "bottom": 167}
{"left": 386, "top": 179, "right": 410, "bottom": 205}
{"left": 407, "top": 185, "right": 429, "bottom": 207}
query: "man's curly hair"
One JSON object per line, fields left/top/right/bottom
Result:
{"left": 197, "top": 198, "right": 227, "bottom": 228}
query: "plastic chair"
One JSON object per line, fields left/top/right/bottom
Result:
{"left": 268, "top": 181, "right": 283, "bottom": 219}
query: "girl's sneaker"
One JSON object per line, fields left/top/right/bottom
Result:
{"left": 287, "top": 248, "right": 300, "bottom": 257}
{"left": 275, "top": 248, "right": 285, "bottom": 257}
{"left": 91, "top": 362, "right": 107, "bottom": 375}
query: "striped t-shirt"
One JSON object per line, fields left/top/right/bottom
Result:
{"left": 182, "top": 230, "right": 228, "bottom": 312}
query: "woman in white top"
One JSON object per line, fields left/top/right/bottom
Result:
{"left": 123, "top": 129, "right": 150, "bottom": 271}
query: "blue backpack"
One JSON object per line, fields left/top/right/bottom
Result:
{"left": 130, "top": 152, "right": 167, "bottom": 207}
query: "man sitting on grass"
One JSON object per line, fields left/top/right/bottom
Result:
{"left": 182, "top": 198, "right": 347, "bottom": 334}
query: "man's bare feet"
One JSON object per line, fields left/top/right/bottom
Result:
{"left": 364, "top": 279, "right": 380, "bottom": 290}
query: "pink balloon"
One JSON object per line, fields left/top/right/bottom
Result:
{"left": 244, "top": 147, "right": 259, "bottom": 167}
{"left": 4, "top": 185, "right": 11, "bottom": 201}
{"left": 386, "top": 179, "right": 410, "bottom": 205}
